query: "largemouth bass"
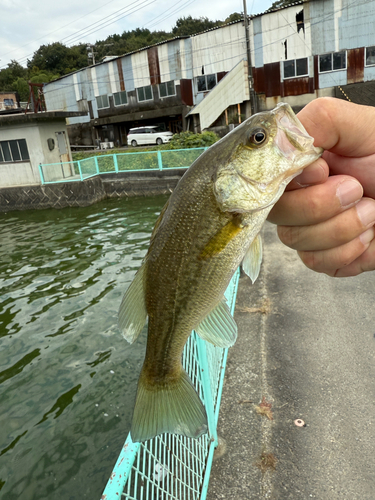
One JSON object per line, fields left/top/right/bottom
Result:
{"left": 119, "top": 103, "right": 322, "bottom": 443}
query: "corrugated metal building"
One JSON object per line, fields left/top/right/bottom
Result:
{"left": 43, "top": 0, "right": 375, "bottom": 145}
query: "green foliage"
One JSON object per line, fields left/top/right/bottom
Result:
{"left": 27, "top": 42, "right": 88, "bottom": 75}
{"left": 172, "top": 16, "right": 222, "bottom": 36}
{"left": 224, "top": 12, "right": 243, "bottom": 23}
{"left": 0, "top": 12, "right": 243, "bottom": 93}
{"left": 268, "top": 0, "right": 296, "bottom": 10}
{"left": 168, "top": 131, "right": 219, "bottom": 149}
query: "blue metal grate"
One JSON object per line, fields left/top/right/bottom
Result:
{"left": 39, "top": 148, "right": 208, "bottom": 184}
{"left": 101, "top": 269, "right": 240, "bottom": 500}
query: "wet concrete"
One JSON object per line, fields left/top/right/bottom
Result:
{"left": 208, "top": 221, "right": 375, "bottom": 500}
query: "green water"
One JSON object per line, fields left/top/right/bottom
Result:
{"left": 0, "top": 195, "right": 168, "bottom": 499}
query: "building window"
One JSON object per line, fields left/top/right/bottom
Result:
{"left": 196, "top": 74, "right": 217, "bottom": 92}
{"left": 137, "top": 86, "right": 153, "bottom": 102}
{"left": 283, "top": 58, "right": 308, "bottom": 79}
{"left": 96, "top": 94, "right": 109, "bottom": 109}
{"left": 319, "top": 51, "right": 346, "bottom": 72}
{"left": 159, "top": 80, "right": 176, "bottom": 98}
{"left": 113, "top": 91, "right": 128, "bottom": 106}
{"left": 0, "top": 139, "right": 30, "bottom": 163}
{"left": 365, "top": 46, "right": 375, "bottom": 66}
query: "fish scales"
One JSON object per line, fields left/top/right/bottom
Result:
{"left": 119, "top": 103, "right": 323, "bottom": 442}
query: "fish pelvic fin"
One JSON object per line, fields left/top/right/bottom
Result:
{"left": 130, "top": 367, "right": 208, "bottom": 443}
{"left": 118, "top": 262, "right": 147, "bottom": 343}
{"left": 195, "top": 298, "right": 237, "bottom": 348}
{"left": 242, "top": 234, "right": 263, "bottom": 284}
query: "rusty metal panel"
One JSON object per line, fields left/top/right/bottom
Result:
{"left": 347, "top": 48, "right": 364, "bottom": 84}
{"left": 217, "top": 72, "right": 227, "bottom": 83}
{"left": 148, "top": 47, "right": 161, "bottom": 85}
{"left": 180, "top": 79, "right": 193, "bottom": 105}
{"left": 264, "top": 62, "right": 281, "bottom": 97}
{"left": 314, "top": 55, "right": 319, "bottom": 90}
{"left": 116, "top": 59, "right": 125, "bottom": 91}
{"left": 253, "top": 66, "right": 265, "bottom": 94}
{"left": 282, "top": 77, "right": 310, "bottom": 97}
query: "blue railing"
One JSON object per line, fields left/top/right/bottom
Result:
{"left": 101, "top": 268, "right": 240, "bottom": 500}
{"left": 38, "top": 148, "right": 208, "bottom": 185}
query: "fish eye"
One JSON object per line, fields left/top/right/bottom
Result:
{"left": 249, "top": 128, "right": 267, "bottom": 146}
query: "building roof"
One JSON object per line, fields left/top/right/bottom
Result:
{"left": 45, "top": 1, "right": 305, "bottom": 86}
{"left": 0, "top": 110, "right": 88, "bottom": 127}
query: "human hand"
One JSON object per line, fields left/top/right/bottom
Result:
{"left": 268, "top": 97, "right": 375, "bottom": 277}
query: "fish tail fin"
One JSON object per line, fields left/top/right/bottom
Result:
{"left": 130, "top": 367, "right": 208, "bottom": 443}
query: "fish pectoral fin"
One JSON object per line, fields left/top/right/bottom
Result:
{"left": 199, "top": 219, "right": 242, "bottom": 260}
{"left": 130, "top": 367, "right": 207, "bottom": 442}
{"left": 195, "top": 298, "right": 237, "bottom": 348}
{"left": 118, "top": 262, "right": 148, "bottom": 343}
{"left": 242, "top": 234, "right": 263, "bottom": 284}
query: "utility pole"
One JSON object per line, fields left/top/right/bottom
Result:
{"left": 243, "top": 0, "right": 257, "bottom": 114}
{"left": 87, "top": 44, "right": 96, "bottom": 65}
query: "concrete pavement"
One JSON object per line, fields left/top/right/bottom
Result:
{"left": 207, "top": 222, "right": 375, "bottom": 500}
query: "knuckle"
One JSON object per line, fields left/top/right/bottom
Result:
{"left": 277, "top": 225, "right": 302, "bottom": 248}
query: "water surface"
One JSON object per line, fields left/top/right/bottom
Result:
{"left": 0, "top": 195, "right": 168, "bottom": 499}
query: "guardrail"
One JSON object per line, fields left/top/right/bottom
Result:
{"left": 39, "top": 148, "right": 208, "bottom": 185}
{"left": 101, "top": 268, "right": 240, "bottom": 500}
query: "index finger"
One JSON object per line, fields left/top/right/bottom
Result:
{"left": 297, "top": 98, "right": 375, "bottom": 158}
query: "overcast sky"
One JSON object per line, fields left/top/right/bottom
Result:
{"left": 0, "top": 0, "right": 274, "bottom": 70}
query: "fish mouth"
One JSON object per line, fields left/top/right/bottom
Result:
{"left": 272, "top": 102, "right": 323, "bottom": 165}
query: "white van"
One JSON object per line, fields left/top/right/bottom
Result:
{"left": 127, "top": 126, "right": 173, "bottom": 147}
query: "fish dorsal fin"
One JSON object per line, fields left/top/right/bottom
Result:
{"left": 195, "top": 298, "right": 237, "bottom": 348}
{"left": 118, "top": 262, "right": 148, "bottom": 343}
{"left": 199, "top": 218, "right": 243, "bottom": 260}
{"left": 242, "top": 234, "right": 263, "bottom": 284}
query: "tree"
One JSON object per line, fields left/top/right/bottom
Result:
{"left": 172, "top": 16, "right": 222, "bottom": 37}
{"left": 268, "top": 0, "right": 296, "bottom": 10}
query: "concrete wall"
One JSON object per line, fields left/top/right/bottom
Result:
{"left": 0, "top": 119, "right": 72, "bottom": 187}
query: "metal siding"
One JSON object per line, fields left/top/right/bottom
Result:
{"left": 131, "top": 52, "right": 150, "bottom": 88}
{"left": 260, "top": 7, "right": 312, "bottom": 65}
{"left": 121, "top": 57, "right": 134, "bottom": 91}
{"left": 116, "top": 59, "right": 125, "bottom": 91}
{"left": 192, "top": 24, "right": 245, "bottom": 77}
{"left": 159, "top": 43, "right": 171, "bottom": 81}
{"left": 364, "top": 66, "right": 375, "bottom": 82}
{"left": 253, "top": 66, "right": 265, "bottom": 93}
{"left": 319, "top": 69, "right": 347, "bottom": 88}
{"left": 166, "top": 41, "right": 182, "bottom": 81}
{"left": 309, "top": 0, "right": 336, "bottom": 54}
{"left": 282, "top": 77, "right": 311, "bottom": 97}
{"left": 253, "top": 17, "right": 264, "bottom": 68}
{"left": 180, "top": 79, "right": 193, "bottom": 105}
{"left": 95, "top": 65, "right": 111, "bottom": 96}
{"left": 264, "top": 62, "right": 281, "bottom": 97}
{"left": 338, "top": 1, "right": 375, "bottom": 50}
{"left": 148, "top": 47, "right": 161, "bottom": 85}
{"left": 347, "top": 48, "right": 364, "bottom": 84}
{"left": 180, "top": 39, "right": 193, "bottom": 79}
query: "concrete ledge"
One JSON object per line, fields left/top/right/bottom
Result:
{"left": 0, "top": 170, "right": 186, "bottom": 212}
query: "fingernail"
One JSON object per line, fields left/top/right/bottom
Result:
{"left": 337, "top": 180, "right": 363, "bottom": 208}
{"left": 356, "top": 199, "right": 375, "bottom": 227}
{"left": 359, "top": 227, "right": 375, "bottom": 245}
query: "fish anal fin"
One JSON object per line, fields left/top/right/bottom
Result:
{"left": 130, "top": 367, "right": 207, "bottom": 442}
{"left": 195, "top": 298, "right": 237, "bottom": 348}
{"left": 118, "top": 262, "right": 147, "bottom": 343}
{"left": 242, "top": 234, "right": 263, "bottom": 284}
